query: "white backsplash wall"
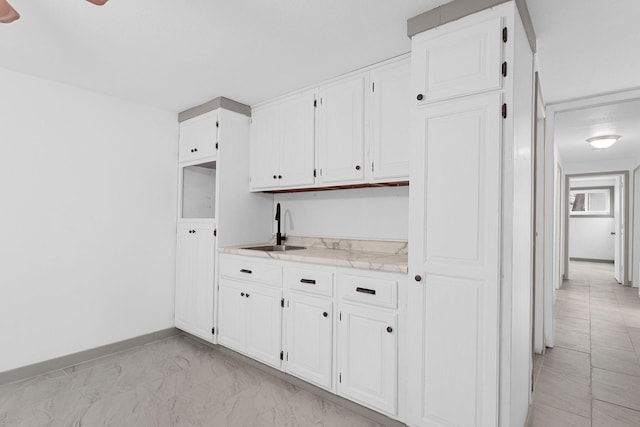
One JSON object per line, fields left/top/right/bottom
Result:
{"left": 273, "top": 186, "right": 409, "bottom": 241}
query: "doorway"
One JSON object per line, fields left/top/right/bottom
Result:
{"left": 564, "top": 172, "right": 628, "bottom": 285}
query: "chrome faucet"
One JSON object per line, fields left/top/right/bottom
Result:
{"left": 275, "top": 203, "right": 286, "bottom": 245}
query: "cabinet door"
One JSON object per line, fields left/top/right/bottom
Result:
{"left": 412, "top": 16, "right": 503, "bottom": 104}
{"left": 407, "top": 93, "right": 501, "bottom": 427}
{"left": 370, "top": 58, "right": 411, "bottom": 182}
{"left": 338, "top": 303, "right": 396, "bottom": 415}
{"left": 249, "top": 106, "right": 280, "bottom": 190}
{"left": 174, "top": 222, "right": 215, "bottom": 342}
{"left": 217, "top": 279, "right": 247, "bottom": 352}
{"left": 279, "top": 90, "right": 317, "bottom": 188}
{"left": 245, "top": 284, "right": 282, "bottom": 368}
{"left": 179, "top": 111, "right": 218, "bottom": 163}
{"left": 285, "top": 293, "right": 333, "bottom": 389}
{"left": 318, "top": 75, "right": 366, "bottom": 185}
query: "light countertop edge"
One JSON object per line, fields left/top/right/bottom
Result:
{"left": 220, "top": 246, "right": 408, "bottom": 274}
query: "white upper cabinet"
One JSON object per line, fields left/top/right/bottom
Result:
{"left": 250, "top": 90, "right": 316, "bottom": 191}
{"left": 249, "top": 106, "right": 280, "bottom": 190}
{"left": 249, "top": 56, "right": 411, "bottom": 190}
{"left": 174, "top": 221, "right": 216, "bottom": 343}
{"left": 369, "top": 58, "right": 411, "bottom": 182}
{"left": 412, "top": 16, "right": 503, "bottom": 105}
{"left": 318, "top": 74, "right": 366, "bottom": 185}
{"left": 179, "top": 110, "right": 218, "bottom": 163}
{"left": 279, "top": 91, "right": 317, "bottom": 188}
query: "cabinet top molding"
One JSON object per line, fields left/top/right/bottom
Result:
{"left": 179, "top": 96, "right": 251, "bottom": 122}
{"left": 407, "top": 0, "right": 536, "bottom": 53}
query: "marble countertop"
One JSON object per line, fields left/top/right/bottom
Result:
{"left": 220, "top": 236, "right": 408, "bottom": 274}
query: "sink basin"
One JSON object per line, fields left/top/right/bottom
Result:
{"left": 241, "top": 245, "right": 306, "bottom": 252}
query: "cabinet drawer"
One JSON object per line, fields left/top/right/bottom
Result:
{"left": 284, "top": 267, "right": 333, "bottom": 297}
{"left": 219, "top": 255, "right": 282, "bottom": 287}
{"left": 339, "top": 273, "right": 397, "bottom": 309}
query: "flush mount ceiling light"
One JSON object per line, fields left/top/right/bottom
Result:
{"left": 0, "top": 0, "right": 108, "bottom": 24}
{"left": 586, "top": 135, "right": 621, "bottom": 150}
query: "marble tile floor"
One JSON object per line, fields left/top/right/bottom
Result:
{"left": 0, "top": 335, "right": 385, "bottom": 427}
{"left": 531, "top": 261, "right": 640, "bottom": 427}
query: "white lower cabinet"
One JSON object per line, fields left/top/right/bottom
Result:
{"left": 174, "top": 221, "right": 216, "bottom": 343}
{"left": 218, "top": 254, "right": 283, "bottom": 368}
{"left": 217, "top": 273, "right": 283, "bottom": 369}
{"left": 217, "top": 255, "right": 403, "bottom": 420}
{"left": 338, "top": 303, "right": 397, "bottom": 416}
{"left": 245, "top": 284, "right": 283, "bottom": 368}
{"left": 284, "top": 292, "right": 333, "bottom": 389}
{"left": 337, "top": 269, "right": 399, "bottom": 417}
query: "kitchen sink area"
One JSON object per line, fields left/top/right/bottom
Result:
{"left": 239, "top": 244, "right": 306, "bottom": 252}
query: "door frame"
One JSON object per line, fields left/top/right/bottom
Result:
{"left": 563, "top": 171, "right": 628, "bottom": 283}
{"left": 544, "top": 88, "right": 640, "bottom": 348}
{"left": 532, "top": 71, "right": 546, "bottom": 356}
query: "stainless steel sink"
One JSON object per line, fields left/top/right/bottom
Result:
{"left": 241, "top": 245, "right": 306, "bottom": 252}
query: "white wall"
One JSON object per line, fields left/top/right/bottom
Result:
{"left": 0, "top": 67, "right": 178, "bottom": 373}
{"left": 569, "top": 218, "right": 615, "bottom": 260}
{"left": 569, "top": 177, "right": 616, "bottom": 261}
{"left": 273, "top": 186, "right": 409, "bottom": 241}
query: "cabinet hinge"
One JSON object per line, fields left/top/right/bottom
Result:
{"left": 313, "top": 99, "right": 317, "bottom": 108}
{"left": 502, "top": 27, "right": 508, "bottom": 43}
{"left": 371, "top": 162, "right": 374, "bottom": 173}
{"left": 372, "top": 82, "right": 375, "bottom": 92}
{"left": 339, "top": 372, "right": 342, "bottom": 383}
{"left": 214, "top": 229, "right": 217, "bottom": 237}
{"left": 339, "top": 312, "right": 342, "bottom": 321}
{"left": 313, "top": 169, "right": 317, "bottom": 178}
{"left": 216, "top": 120, "right": 219, "bottom": 128}
{"left": 215, "top": 142, "right": 219, "bottom": 150}
{"left": 211, "top": 327, "right": 215, "bottom": 335}
{"left": 280, "top": 351, "right": 284, "bottom": 361}
{"left": 281, "top": 298, "right": 285, "bottom": 308}
{"left": 502, "top": 103, "right": 508, "bottom": 119}
{"left": 502, "top": 61, "right": 507, "bottom": 77}
{"left": 286, "top": 352, "right": 289, "bottom": 361}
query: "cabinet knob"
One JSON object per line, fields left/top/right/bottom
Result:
{"left": 386, "top": 326, "right": 393, "bottom": 333}
{"left": 417, "top": 94, "right": 424, "bottom": 101}
{"left": 194, "top": 148, "right": 198, "bottom": 152}
{"left": 240, "top": 292, "right": 245, "bottom": 297}
{"left": 355, "top": 165, "right": 361, "bottom": 171}
{"left": 415, "top": 274, "right": 422, "bottom": 282}
{"left": 245, "top": 293, "right": 250, "bottom": 298}
{"left": 273, "top": 175, "right": 277, "bottom": 179}
{"left": 323, "top": 312, "right": 328, "bottom": 318}
{"left": 278, "top": 175, "right": 282, "bottom": 179}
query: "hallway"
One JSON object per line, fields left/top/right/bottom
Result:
{"left": 531, "top": 261, "right": 640, "bottom": 426}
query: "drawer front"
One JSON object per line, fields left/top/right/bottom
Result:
{"left": 339, "top": 273, "right": 397, "bottom": 309}
{"left": 219, "top": 255, "right": 282, "bottom": 287}
{"left": 284, "top": 267, "right": 333, "bottom": 297}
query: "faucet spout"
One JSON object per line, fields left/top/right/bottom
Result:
{"left": 275, "top": 203, "right": 284, "bottom": 245}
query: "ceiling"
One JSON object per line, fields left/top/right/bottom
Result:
{"left": 554, "top": 100, "right": 640, "bottom": 164}
{"left": 528, "top": 0, "right": 640, "bottom": 105}
{"left": 527, "top": 0, "right": 640, "bottom": 165}
{"left": 0, "top": 0, "right": 451, "bottom": 113}
{"left": 3, "top": 0, "right": 639, "bottom": 165}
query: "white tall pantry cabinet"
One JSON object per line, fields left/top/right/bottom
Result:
{"left": 175, "top": 102, "right": 272, "bottom": 344}
{"left": 407, "top": 3, "right": 534, "bottom": 427}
